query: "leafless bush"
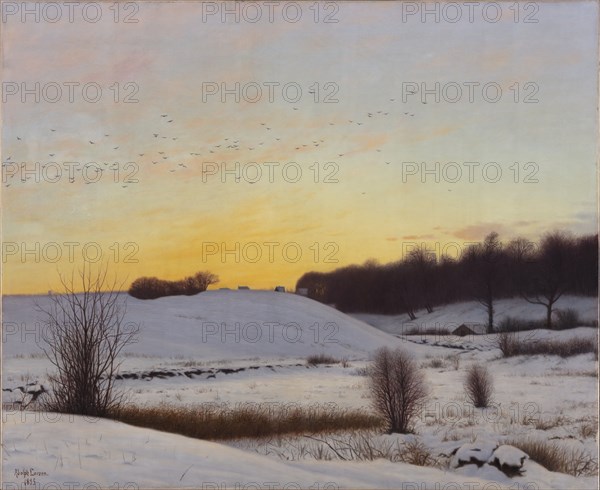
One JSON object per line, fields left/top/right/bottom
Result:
{"left": 39, "top": 264, "right": 138, "bottom": 416}
{"left": 464, "top": 363, "right": 494, "bottom": 408}
{"left": 368, "top": 347, "right": 429, "bottom": 434}
{"left": 398, "top": 438, "right": 437, "bottom": 466}
{"left": 554, "top": 309, "right": 581, "bottom": 330}
{"left": 497, "top": 331, "right": 519, "bottom": 357}
{"left": 306, "top": 353, "right": 339, "bottom": 366}
{"left": 498, "top": 316, "right": 545, "bottom": 333}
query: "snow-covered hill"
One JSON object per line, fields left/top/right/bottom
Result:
{"left": 2, "top": 290, "right": 401, "bottom": 362}
{"left": 2, "top": 292, "right": 598, "bottom": 489}
{"left": 353, "top": 295, "right": 598, "bottom": 335}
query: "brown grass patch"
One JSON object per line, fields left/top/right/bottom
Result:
{"left": 110, "top": 402, "right": 384, "bottom": 441}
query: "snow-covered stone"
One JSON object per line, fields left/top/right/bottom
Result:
{"left": 450, "top": 440, "right": 499, "bottom": 468}
{"left": 488, "top": 445, "right": 528, "bottom": 476}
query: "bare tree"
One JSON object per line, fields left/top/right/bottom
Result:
{"left": 464, "top": 363, "right": 494, "bottom": 408}
{"left": 520, "top": 231, "right": 574, "bottom": 329}
{"left": 368, "top": 347, "right": 428, "bottom": 434}
{"left": 190, "top": 271, "right": 219, "bottom": 292}
{"left": 466, "top": 232, "right": 504, "bottom": 333}
{"left": 406, "top": 246, "right": 437, "bottom": 313}
{"left": 38, "top": 263, "right": 139, "bottom": 416}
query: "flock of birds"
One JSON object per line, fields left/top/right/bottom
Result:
{"left": 2, "top": 96, "right": 424, "bottom": 188}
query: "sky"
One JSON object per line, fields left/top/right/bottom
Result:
{"left": 1, "top": 1, "right": 598, "bottom": 294}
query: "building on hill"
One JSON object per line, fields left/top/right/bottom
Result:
{"left": 452, "top": 323, "right": 487, "bottom": 336}
{"left": 274, "top": 286, "right": 285, "bottom": 292}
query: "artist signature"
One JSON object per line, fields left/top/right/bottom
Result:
{"left": 14, "top": 467, "right": 49, "bottom": 485}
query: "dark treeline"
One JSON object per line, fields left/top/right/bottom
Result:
{"left": 296, "top": 231, "right": 598, "bottom": 330}
{"left": 129, "top": 271, "right": 219, "bottom": 300}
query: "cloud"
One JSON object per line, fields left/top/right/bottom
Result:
{"left": 401, "top": 234, "right": 435, "bottom": 240}
{"left": 452, "top": 223, "right": 509, "bottom": 240}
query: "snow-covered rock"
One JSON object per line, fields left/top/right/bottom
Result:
{"left": 488, "top": 445, "right": 529, "bottom": 477}
{"left": 451, "top": 440, "right": 499, "bottom": 468}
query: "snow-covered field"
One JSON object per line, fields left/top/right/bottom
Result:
{"left": 2, "top": 291, "right": 598, "bottom": 489}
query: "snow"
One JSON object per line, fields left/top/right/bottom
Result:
{"left": 490, "top": 445, "right": 528, "bottom": 468}
{"left": 2, "top": 411, "right": 518, "bottom": 490}
{"left": 2, "top": 292, "right": 598, "bottom": 489}
{"left": 2, "top": 290, "right": 401, "bottom": 362}
{"left": 352, "top": 296, "right": 598, "bottom": 335}
{"left": 451, "top": 440, "right": 498, "bottom": 468}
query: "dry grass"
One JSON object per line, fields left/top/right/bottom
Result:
{"left": 297, "top": 432, "right": 439, "bottom": 466}
{"left": 398, "top": 438, "right": 438, "bottom": 466}
{"left": 578, "top": 421, "right": 598, "bottom": 439}
{"left": 498, "top": 332, "right": 598, "bottom": 358}
{"left": 110, "top": 402, "right": 384, "bottom": 441}
{"left": 533, "top": 415, "right": 568, "bottom": 431}
{"left": 446, "top": 354, "right": 461, "bottom": 370}
{"left": 421, "top": 358, "right": 445, "bottom": 369}
{"left": 405, "top": 327, "right": 451, "bottom": 336}
{"left": 507, "top": 438, "right": 598, "bottom": 477}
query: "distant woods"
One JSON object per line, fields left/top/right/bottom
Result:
{"left": 296, "top": 231, "right": 598, "bottom": 329}
{"left": 129, "top": 271, "right": 219, "bottom": 300}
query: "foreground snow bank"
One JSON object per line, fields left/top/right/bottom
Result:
{"left": 3, "top": 412, "right": 596, "bottom": 489}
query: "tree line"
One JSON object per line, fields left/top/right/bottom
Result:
{"left": 296, "top": 231, "right": 598, "bottom": 330}
{"left": 129, "top": 271, "right": 219, "bottom": 300}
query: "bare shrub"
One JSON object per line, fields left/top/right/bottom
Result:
{"left": 498, "top": 316, "right": 545, "bottom": 333}
{"left": 306, "top": 353, "right": 339, "bottom": 366}
{"left": 554, "top": 308, "right": 581, "bottom": 330}
{"left": 39, "top": 264, "right": 139, "bottom": 416}
{"left": 398, "top": 438, "right": 437, "bottom": 466}
{"left": 464, "top": 363, "right": 494, "bottom": 408}
{"left": 497, "top": 331, "right": 519, "bottom": 357}
{"left": 368, "top": 347, "right": 429, "bottom": 434}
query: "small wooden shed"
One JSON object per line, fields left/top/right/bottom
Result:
{"left": 452, "top": 323, "right": 487, "bottom": 336}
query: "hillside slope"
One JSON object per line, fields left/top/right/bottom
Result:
{"left": 2, "top": 290, "right": 401, "bottom": 361}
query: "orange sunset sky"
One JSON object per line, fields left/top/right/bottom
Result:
{"left": 1, "top": 1, "right": 598, "bottom": 294}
